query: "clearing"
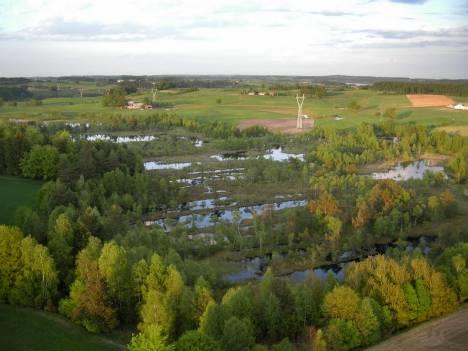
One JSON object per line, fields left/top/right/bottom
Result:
{"left": 238, "top": 118, "right": 314, "bottom": 134}
{"left": 0, "top": 304, "right": 125, "bottom": 351}
{"left": 0, "top": 176, "right": 42, "bottom": 224}
{"left": 367, "top": 306, "right": 468, "bottom": 351}
{"left": 406, "top": 94, "right": 454, "bottom": 107}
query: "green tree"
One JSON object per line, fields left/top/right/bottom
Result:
{"left": 71, "top": 260, "right": 118, "bottom": 333}
{"left": 311, "top": 329, "right": 327, "bottom": 351}
{"left": 128, "top": 324, "right": 174, "bottom": 351}
{"left": 102, "top": 87, "right": 127, "bottom": 107}
{"left": 139, "top": 255, "right": 186, "bottom": 338}
{"left": 0, "top": 226, "right": 58, "bottom": 309}
{"left": 271, "top": 338, "right": 296, "bottom": 351}
{"left": 51, "top": 130, "right": 73, "bottom": 153}
{"left": 322, "top": 286, "right": 360, "bottom": 321}
{"left": 21, "top": 145, "right": 59, "bottom": 180}
{"left": 324, "top": 319, "right": 361, "bottom": 351}
{"left": 354, "top": 297, "right": 381, "bottom": 345}
{"left": 448, "top": 154, "right": 467, "bottom": 183}
{"left": 200, "top": 302, "right": 227, "bottom": 341}
{"left": 48, "top": 214, "right": 74, "bottom": 285}
{"left": 176, "top": 330, "right": 221, "bottom": 351}
{"left": 194, "top": 277, "right": 215, "bottom": 325}
{"left": 221, "top": 317, "right": 255, "bottom": 351}
{"left": 98, "top": 241, "right": 130, "bottom": 309}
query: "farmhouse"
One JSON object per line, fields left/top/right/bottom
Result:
{"left": 451, "top": 103, "right": 468, "bottom": 111}
{"left": 127, "top": 101, "right": 152, "bottom": 110}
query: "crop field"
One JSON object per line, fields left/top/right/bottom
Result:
{"left": 0, "top": 304, "right": 124, "bottom": 351}
{"left": 406, "top": 94, "right": 455, "bottom": 107}
{"left": 2, "top": 88, "right": 468, "bottom": 132}
{"left": 0, "top": 176, "right": 42, "bottom": 224}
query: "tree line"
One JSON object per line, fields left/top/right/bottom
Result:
{"left": 372, "top": 81, "right": 468, "bottom": 97}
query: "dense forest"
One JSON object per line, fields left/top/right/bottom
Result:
{"left": 0, "top": 116, "right": 467, "bottom": 350}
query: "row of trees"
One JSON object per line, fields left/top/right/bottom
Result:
{"left": 372, "top": 81, "right": 468, "bottom": 97}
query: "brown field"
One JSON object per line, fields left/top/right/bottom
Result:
{"left": 238, "top": 118, "right": 314, "bottom": 134}
{"left": 407, "top": 94, "right": 454, "bottom": 107}
{"left": 367, "top": 307, "right": 468, "bottom": 351}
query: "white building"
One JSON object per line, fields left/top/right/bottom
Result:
{"left": 452, "top": 103, "right": 468, "bottom": 111}
{"left": 127, "top": 101, "right": 152, "bottom": 110}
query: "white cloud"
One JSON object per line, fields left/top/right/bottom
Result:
{"left": 0, "top": 0, "right": 466, "bottom": 77}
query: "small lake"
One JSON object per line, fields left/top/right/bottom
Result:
{"left": 372, "top": 160, "right": 446, "bottom": 181}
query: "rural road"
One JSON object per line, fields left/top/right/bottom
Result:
{"left": 367, "top": 307, "right": 468, "bottom": 351}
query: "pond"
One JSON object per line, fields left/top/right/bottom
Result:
{"left": 210, "top": 147, "right": 304, "bottom": 162}
{"left": 288, "top": 263, "right": 346, "bottom": 283}
{"left": 144, "top": 161, "right": 192, "bottom": 170}
{"left": 371, "top": 160, "right": 446, "bottom": 181}
{"left": 175, "top": 168, "right": 246, "bottom": 185}
{"left": 263, "top": 147, "right": 304, "bottom": 162}
{"left": 225, "top": 235, "right": 434, "bottom": 284}
{"left": 79, "top": 134, "right": 157, "bottom": 143}
{"left": 224, "top": 257, "right": 346, "bottom": 284}
{"left": 147, "top": 199, "right": 307, "bottom": 230}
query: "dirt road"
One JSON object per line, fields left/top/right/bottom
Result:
{"left": 367, "top": 307, "right": 468, "bottom": 351}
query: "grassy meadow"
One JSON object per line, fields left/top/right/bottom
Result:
{"left": 0, "top": 304, "right": 125, "bottom": 351}
{"left": 0, "top": 176, "right": 42, "bottom": 224}
{"left": 1, "top": 87, "right": 468, "bottom": 131}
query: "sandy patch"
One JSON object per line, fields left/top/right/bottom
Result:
{"left": 406, "top": 94, "right": 454, "bottom": 107}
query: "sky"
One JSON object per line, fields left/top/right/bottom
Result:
{"left": 0, "top": 0, "right": 467, "bottom": 78}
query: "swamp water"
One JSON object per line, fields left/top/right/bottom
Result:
{"left": 371, "top": 160, "right": 445, "bottom": 181}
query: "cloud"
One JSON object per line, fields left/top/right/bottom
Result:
{"left": 354, "top": 39, "right": 468, "bottom": 48}
{"left": 307, "top": 11, "right": 358, "bottom": 17}
{"left": 387, "top": 0, "right": 428, "bottom": 4}
{"left": 355, "top": 26, "right": 468, "bottom": 40}
{"left": 0, "top": 17, "right": 213, "bottom": 42}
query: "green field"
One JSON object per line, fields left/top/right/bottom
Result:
{"left": 1, "top": 88, "right": 468, "bottom": 130}
{"left": 0, "top": 304, "right": 124, "bottom": 351}
{"left": 0, "top": 176, "right": 42, "bottom": 224}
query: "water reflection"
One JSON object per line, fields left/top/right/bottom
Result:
{"left": 144, "top": 162, "right": 192, "bottom": 170}
{"left": 80, "top": 134, "right": 157, "bottom": 143}
{"left": 210, "top": 147, "right": 304, "bottom": 162}
{"left": 147, "top": 200, "right": 306, "bottom": 230}
{"left": 372, "top": 160, "right": 445, "bottom": 181}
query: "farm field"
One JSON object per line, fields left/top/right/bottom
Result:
{"left": 367, "top": 306, "right": 468, "bottom": 351}
{"left": 0, "top": 176, "right": 42, "bottom": 224}
{"left": 406, "top": 94, "right": 455, "bottom": 107}
{"left": 2, "top": 88, "right": 468, "bottom": 132}
{"left": 0, "top": 304, "right": 125, "bottom": 351}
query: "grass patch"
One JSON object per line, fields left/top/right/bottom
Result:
{"left": 2, "top": 88, "right": 468, "bottom": 130}
{"left": 0, "top": 304, "right": 125, "bottom": 351}
{"left": 0, "top": 176, "right": 42, "bottom": 224}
